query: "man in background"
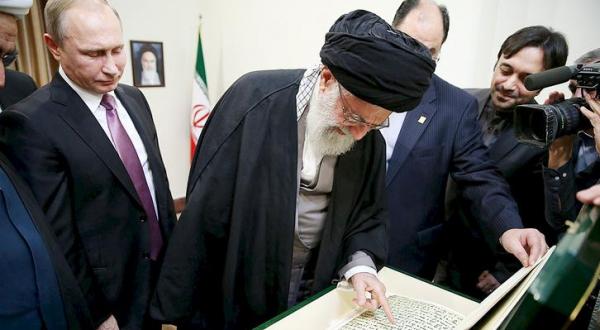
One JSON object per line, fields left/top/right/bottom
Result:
{"left": 0, "top": 1, "right": 91, "bottom": 329}
{"left": 543, "top": 49, "right": 600, "bottom": 232}
{"left": 0, "top": 1, "right": 36, "bottom": 111}
{"left": 0, "top": 0, "right": 176, "bottom": 328}
{"left": 383, "top": 0, "right": 548, "bottom": 282}
{"left": 446, "top": 25, "right": 568, "bottom": 298}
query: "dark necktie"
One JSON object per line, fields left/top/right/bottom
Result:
{"left": 102, "top": 94, "right": 163, "bottom": 260}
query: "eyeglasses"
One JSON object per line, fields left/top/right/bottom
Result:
{"left": 338, "top": 84, "right": 389, "bottom": 130}
{"left": 1, "top": 50, "right": 18, "bottom": 67}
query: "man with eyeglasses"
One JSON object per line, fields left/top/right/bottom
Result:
{"left": 383, "top": 0, "right": 549, "bottom": 286}
{"left": 151, "top": 10, "right": 435, "bottom": 329}
{"left": 0, "top": 3, "right": 36, "bottom": 112}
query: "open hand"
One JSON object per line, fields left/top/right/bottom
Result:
{"left": 580, "top": 93, "right": 600, "bottom": 155}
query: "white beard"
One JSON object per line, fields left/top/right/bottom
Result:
{"left": 305, "top": 83, "right": 356, "bottom": 157}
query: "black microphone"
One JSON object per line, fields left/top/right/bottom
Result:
{"left": 524, "top": 65, "right": 577, "bottom": 91}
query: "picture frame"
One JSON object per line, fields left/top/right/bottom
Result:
{"left": 130, "top": 40, "right": 165, "bottom": 87}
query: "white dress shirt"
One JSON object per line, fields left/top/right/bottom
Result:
{"left": 59, "top": 67, "right": 158, "bottom": 218}
{"left": 379, "top": 111, "right": 407, "bottom": 167}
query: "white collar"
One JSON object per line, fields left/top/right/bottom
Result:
{"left": 59, "top": 66, "right": 117, "bottom": 111}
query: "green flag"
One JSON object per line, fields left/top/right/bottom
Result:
{"left": 190, "top": 25, "right": 211, "bottom": 158}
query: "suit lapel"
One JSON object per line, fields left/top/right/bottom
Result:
{"left": 50, "top": 76, "right": 143, "bottom": 208}
{"left": 464, "top": 88, "right": 490, "bottom": 119}
{"left": 385, "top": 83, "right": 437, "bottom": 187}
{"left": 464, "top": 88, "right": 520, "bottom": 164}
{"left": 115, "top": 87, "right": 172, "bottom": 227}
{"left": 488, "top": 127, "right": 520, "bottom": 165}
{"left": 114, "top": 87, "right": 162, "bottom": 167}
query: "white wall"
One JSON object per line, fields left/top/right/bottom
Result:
{"left": 111, "top": 0, "right": 203, "bottom": 198}
{"left": 198, "top": 0, "right": 599, "bottom": 101}
{"left": 110, "top": 0, "right": 600, "bottom": 198}
{"left": 437, "top": 0, "right": 599, "bottom": 98}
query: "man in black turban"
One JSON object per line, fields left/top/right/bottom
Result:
{"left": 151, "top": 10, "right": 435, "bottom": 329}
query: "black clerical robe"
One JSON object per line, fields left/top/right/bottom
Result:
{"left": 151, "top": 69, "right": 388, "bottom": 329}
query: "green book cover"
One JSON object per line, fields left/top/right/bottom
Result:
{"left": 501, "top": 205, "right": 600, "bottom": 329}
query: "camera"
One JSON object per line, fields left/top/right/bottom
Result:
{"left": 514, "top": 98, "right": 591, "bottom": 148}
{"left": 514, "top": 62, "right": 600, "bottom": 148}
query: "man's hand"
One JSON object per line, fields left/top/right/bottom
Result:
{"left": 543, "top": 91, "right": 565, "bottom": 105}
{"left": 476, "top": 270, "right": 500, "bottom": 294}
{"left": 577, "top": 184, "right": 600, "bottom": 205}
{"left": 97, "top": 315, "right": 119, "bottom": 330}
{"left": 545, "top": 91, "right": 574, "bottom": 169}
{"left": 499, "top": 228, "right": 548, "bottom": 267}
{"left": 350, "top": 272, "right": 395, "bottom": 324}
{"left": 548, "top": 135, "right": 575, "bottom": 169}
{"left": 580, "top": 93, "right": 600, "bottom": 155}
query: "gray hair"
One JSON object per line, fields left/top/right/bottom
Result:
{"left": 44, "top": 0, "right": 120, "bottom": 45}
{"left": 575, "top": 48, "right": 600, "bottom": 65}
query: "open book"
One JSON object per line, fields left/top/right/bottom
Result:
{"left": 336, "top": 247, "right": 554, "bottom": 330}
{"left": 264, "top": 247, "right": 555, "bottom": 330}
{"left": 261, "top": 205, "right": 599, "bottom": 329}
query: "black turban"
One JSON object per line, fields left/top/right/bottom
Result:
{"left": 320, "top": 10, "right": 436, "bottom": 113}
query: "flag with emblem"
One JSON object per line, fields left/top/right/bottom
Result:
{"left": 190, "top": 22, "right": 211, "bottom": 159}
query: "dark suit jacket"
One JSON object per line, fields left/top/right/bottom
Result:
{"left": 0, "top": 152, "right": 92, "bottom": 329}
{"left": 464, "top": 88, "right": 553, "bottom": 241}
{"left": 444, "top": 89, "right": 551, "bottom": 294}
{"left": 385, "top": 75, "right": 521, "bottom": 279}
{"left": 0, "top": 74, "right": 176, "bottom": 329}
{"left": 0, "top": 69, "right": 37, "bottom": 109}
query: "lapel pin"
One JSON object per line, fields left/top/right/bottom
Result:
{"left": 418, "top": 116, "right": 427, "bottom": 124}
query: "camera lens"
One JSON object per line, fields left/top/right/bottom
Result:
{"left": 528, "top": 111, "right": 548, "bottom": 141}
{"left": 514, "top": 98, "right": 591, "bottom": 148}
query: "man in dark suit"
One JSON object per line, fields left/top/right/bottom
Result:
{"left": 383, "top": 0, "right": 548, "bottom": 280}
{"left": 0, "top": 0, "right": 176, "bottom": 329}
{"left": 0, "top": 69, "right": 37, "bottom": 110}
{"left": 0, "top": 2, "right": 91, "bottom": 329}
{"left": 446, "top": 25, "right": 568, "bottom": 298}
{"left": 0, "top": 152, "right": 93, "bottom": 330}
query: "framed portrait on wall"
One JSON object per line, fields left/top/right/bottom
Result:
{"left": 130, "top": 40, "right": 165, "bottom": 87}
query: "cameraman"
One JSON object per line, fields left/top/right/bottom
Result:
{"left": 543, "top": 49, "right": 600, "bottom": 232}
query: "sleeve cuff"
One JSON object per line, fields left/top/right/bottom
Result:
{"left": 344, "top": 265, "right": 378, "bottom": 280}
{"left": 338, "top": 250, "right": 377, "bottom": 279}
